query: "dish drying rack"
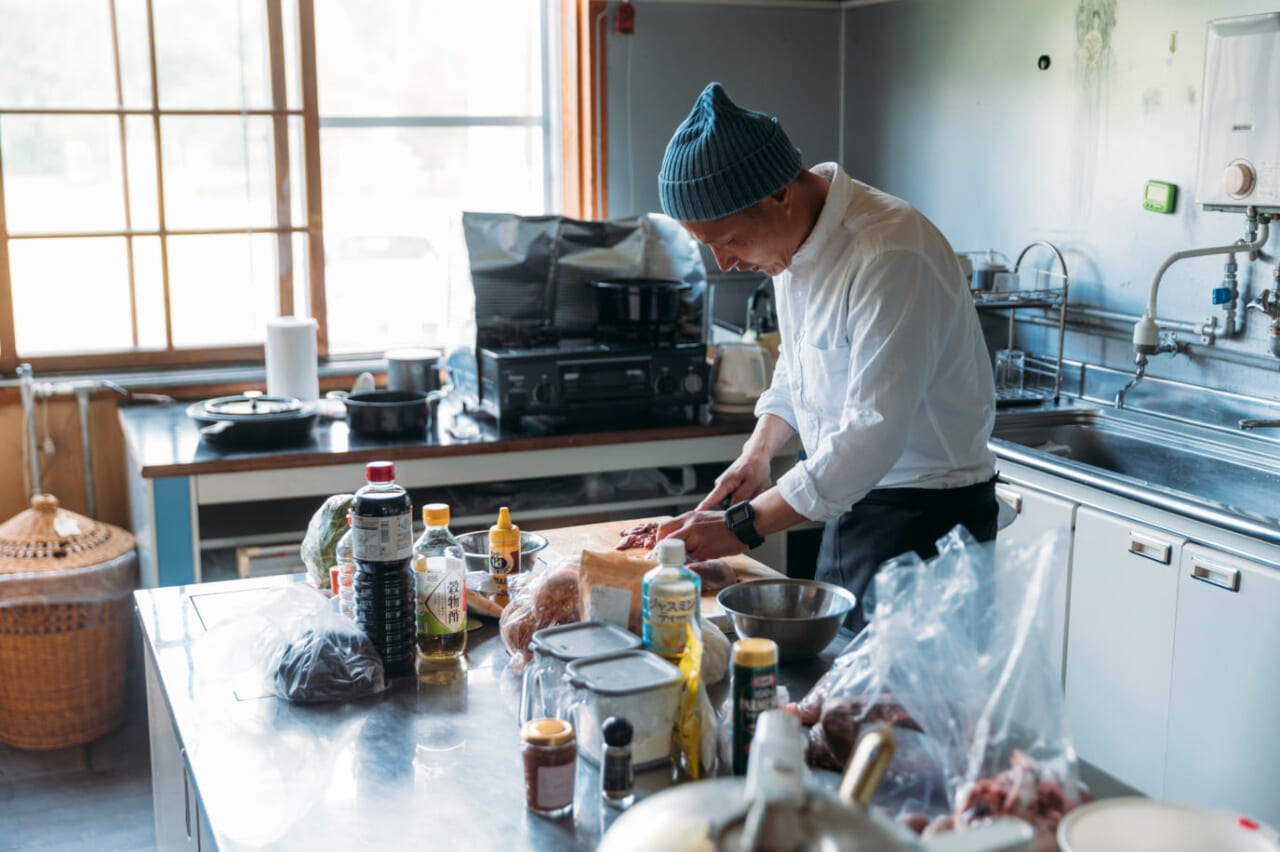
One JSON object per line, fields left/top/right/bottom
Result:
{"left": 972, "top": 241, "right": 1069, "bottom": 406}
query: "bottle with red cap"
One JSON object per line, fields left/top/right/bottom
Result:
{"left": 351, "top": 460, "right": 415, "bottom": 676}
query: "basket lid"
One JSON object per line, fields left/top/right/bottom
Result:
{"left": 0, "top": 493, "right": 136, "bottom": 575}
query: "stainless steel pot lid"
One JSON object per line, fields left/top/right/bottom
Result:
{"left": 189, "top": 393, "right": 311, "bottom": 419}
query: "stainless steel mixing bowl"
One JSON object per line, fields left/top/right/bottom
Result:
{"left": 454, "top": 530, "right": 549, "bottom": 573}
{"left": 716, "top": 578, "right": 857, "bottom": 660}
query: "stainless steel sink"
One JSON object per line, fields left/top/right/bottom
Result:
{"left": 991, "top": 406, "right": 1280, "bottom": 540}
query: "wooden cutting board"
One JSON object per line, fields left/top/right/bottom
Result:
{"left": 538, "top": 516, "right": 783, "bottom": 622}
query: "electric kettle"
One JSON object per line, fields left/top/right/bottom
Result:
{"left": 711, "top": 342, "right": 771, "bottom": 414}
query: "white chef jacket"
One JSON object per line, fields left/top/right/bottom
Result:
{"left": 754, "top": 163, "right": 996, "bottom": 522}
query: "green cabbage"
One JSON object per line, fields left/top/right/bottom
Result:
{"left": 300, "top": 493, "right": 354, "bottom": 589}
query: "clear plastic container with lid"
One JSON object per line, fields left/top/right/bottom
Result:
{"left": 519, "top": 620, "right": 643, "bottom": 723}
{"left": 565, "top": 649, "right": 682, "bottom": 770}
{"left": 413, "top": 503, "right": 466, "bottom": 661}
{"left": 521, "top": 717, "right": 576, "bottom": 817}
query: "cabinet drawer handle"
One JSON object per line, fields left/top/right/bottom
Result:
{"left": 1190, "top": 557, "right": 1240, "bottom": 592}
{"left": 995, "top": 486, "right": 1022, "bottom": 514}
{"left": 1128, "top": 533, "right": 1171, "bottom": 564}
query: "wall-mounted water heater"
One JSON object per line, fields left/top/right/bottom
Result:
{"left": 1197, "top": 13, "right": 1280, "bottom": 213}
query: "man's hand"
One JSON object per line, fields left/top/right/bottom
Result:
{"left": 696, "top": 450, "right": 772, "bottom": 511}
{"left": 656, "top": 510, "right": 746, "bottom": 562}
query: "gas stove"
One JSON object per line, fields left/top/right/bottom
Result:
{"left": 470, "top": 340, "right": 709, "bottom": 427}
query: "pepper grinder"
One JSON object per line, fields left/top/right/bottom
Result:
{"left": 601, "top": 717, "right": 635, "bottom": 810}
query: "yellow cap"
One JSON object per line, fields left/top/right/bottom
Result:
{"left": 423, "top": 503, "right": 450, "bottom": 525}
{"left": 494, "top": 507, "right": 514, "bottom": 530}
{"left": 733, "top": 637, "right": 778, "bottom": 668}
{"left": 490, "top": 506, "right": 520, "bottom": 545}
{"left": 521, "top": 717, "right": 574, "bottom": 747}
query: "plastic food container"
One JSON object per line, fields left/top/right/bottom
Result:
{"left": 565, "top": 649, "right": 682, "bottom": 771}
{"left": 520, "top": 621, "right": 642, "bottom": 724}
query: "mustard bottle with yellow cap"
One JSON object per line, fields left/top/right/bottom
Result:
{"left": 488, "top": 506, "right": 521, "bottom": 607}
{"left": 412, "top": 503, "right": 467, "bottom": 660}
{"left": 731, "top": 637, "right": 778, "bottom": 775}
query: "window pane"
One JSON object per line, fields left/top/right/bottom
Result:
{"left": 1, "top": 116, "right": 126, "bottom": 234}
{"left": 321, "top": 126, "right": 545, "bottom": 354}
{"left": 292, "top": 232, "right": 311, "bottom": 318}
{"left": 126, "top": 116, "right": 159, "bottom": 231}
{"left": 315, "top": 0, "right": 543, "bottom": 117}
{"left": 168, "top": 234, "right": 278, "bottom": 347}
{"left": 161, "top": 117, "right": 277, "bottom": 230}
{"left": 280, "top": 0, "right": 302, "bottom": 110}
{"left": 133, "top": 236, "right": 167, "bottom": 349}
{"left": 10, "top": 238, "right": 134, "bottom": 355}
{"left": 153, "top": 0, "right": 272, "bottom": 110}
{"left": 0, "top": 0, "right": 117, "bottom": 108}
{"left": 116, "top": 0, "right": 155, "bottom": 108}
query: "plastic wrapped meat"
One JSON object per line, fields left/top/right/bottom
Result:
{"left": 499, "top": 559, "right": 580, "bottom": 670}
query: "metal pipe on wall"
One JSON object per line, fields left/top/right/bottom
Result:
{"left": 16, "top": 364, "right": 41, "bottom": 498}
{"left": 1014, "top": 312, "right": 1280, "bottom": 372}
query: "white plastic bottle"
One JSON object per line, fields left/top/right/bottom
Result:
{"left": 641, "top": 538, "right": 701, "bottom": 660}
{"left": 335, "top": 510, "right": 354, "bottom": 618}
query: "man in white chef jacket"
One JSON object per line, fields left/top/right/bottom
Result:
{"left": 656, "top": 83, "right": 997, "bottom": 630}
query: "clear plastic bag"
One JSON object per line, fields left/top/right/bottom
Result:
{"left": 791, "top": 524, "right": 1084, "bottom": 845}
{"left": 498, "top": 556, "right": 580, "bottom": 670}
{"left": 196, "top": 584, "right": 387, "bottom": 703}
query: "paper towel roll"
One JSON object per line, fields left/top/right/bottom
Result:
{"left": 265, "top": 316, "right": 319, "bottom": 401}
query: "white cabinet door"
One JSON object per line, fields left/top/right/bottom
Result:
{"left": 1164, "top": 544, "right": 1280, "bottom": 823}
{"left": 995, "top": 481, "right": 1076, "bottom": 684}
{"left": 1065, "top": 507, "right": 1183, "bottom": 796}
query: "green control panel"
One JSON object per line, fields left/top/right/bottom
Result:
{"left": 1144, "top": 180, "right": 1178, "bottom": 214}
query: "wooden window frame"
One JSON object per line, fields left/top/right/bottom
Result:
{"left": 561, "top": 0, "right": 609, "bottom": 221}
{"left": 0, "top": 0, "right": 583, "bottom": 376}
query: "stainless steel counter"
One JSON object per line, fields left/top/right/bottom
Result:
{"left": 135, "top": 575, "right": 845, "bottom": 851}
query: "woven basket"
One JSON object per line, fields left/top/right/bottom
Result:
{"left": 0, "top": 493, "right": 137, "bottom": 750}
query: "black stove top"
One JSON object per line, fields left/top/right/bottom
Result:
{"left": 468, "top": 338, "right": 709, "bottom": 427}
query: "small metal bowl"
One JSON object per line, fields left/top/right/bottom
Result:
{"left": 717, "top": 578, "right": 857, "bottom": 661}
{"left": 454, "top": 530, "right": 549, "bottom": 573}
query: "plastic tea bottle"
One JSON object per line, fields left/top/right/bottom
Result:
{"left": 351, "top": 461, "right": 415, "bottom": 677}
{"left": 488, "top": 507, "right": 521, "bottom": 608}
{"left": 642, "top": 538, "right": 701, "bottom": 659}
{"left": 413, "top": 503, "right": 467, "bottom": 661}
{"left": 335, "top": 509, "right": 355, "bottom": 618}
{"left": 731, "top": 637, "right": 778, "bottom": 775}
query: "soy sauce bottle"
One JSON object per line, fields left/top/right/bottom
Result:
{"left": 351, "top": 461, "right": 415, "bottom": 676}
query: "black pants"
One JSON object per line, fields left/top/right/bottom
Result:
{"left": 815, "top": 476, "right": 999, "bottom": 632}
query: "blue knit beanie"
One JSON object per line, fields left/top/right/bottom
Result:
{"left": 658, "top": 82, "right": 803, "bottom": 223}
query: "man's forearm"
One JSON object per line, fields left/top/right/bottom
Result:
{"left": 743, "top": 413, "right": 796, "bottom": 462}
{"left": 750, "top": 487, "right": 807, "bottom": 538}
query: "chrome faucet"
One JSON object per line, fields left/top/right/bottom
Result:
{"left": 1115, "top": 354, "right": 1147, "bottom": 410}
{"left": 1115, "top": 332, "right": 1180, "bottom": 409}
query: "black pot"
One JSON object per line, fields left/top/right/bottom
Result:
{"left": 588, "top": 277, "right": 691, "bottom": 326}
{"left": 341, "top": 390, "right": 433, "bottom": 439}
{"left": 186, "top": 394, "right": 318, "bottom": 449}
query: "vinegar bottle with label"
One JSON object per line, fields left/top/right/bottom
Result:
{"left": 413, "top": 503, "right": 467, "bottom": 661}
{"left": 351, "top": 461, "right": 415, "bottom": 677}
{"left": 642, "top": 538, "right": 701, "bottom": 660}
